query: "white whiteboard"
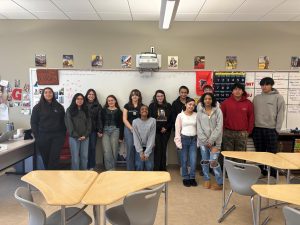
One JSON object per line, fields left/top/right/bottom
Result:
{"left": 30, "top": 69, "right": 196, "bottom": 111}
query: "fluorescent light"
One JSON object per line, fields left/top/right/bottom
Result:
{"left": 162, "top": 0, "right": 176, "bottom": 29}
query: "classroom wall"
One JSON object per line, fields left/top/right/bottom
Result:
{"left": 1, "top": 20, "right": 300, "bottom": 164}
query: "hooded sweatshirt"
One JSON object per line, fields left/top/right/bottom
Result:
{"left": 197, "top": 106, "right": 223, "bottom": 149}
{"left": 253, "top": 88, "right": 285, "bottom": 132}
{"left": 221, "top": 94, "right": 254, "bottom": 134}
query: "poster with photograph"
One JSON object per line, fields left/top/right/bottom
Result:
{"left": 194, "top": 56, "right": 205, "bottom": 69}
{"left": 168, "top": 56, "right": 178, "bottom": 69}
{"left": 226, "top": 56, "right": 237, "bottom": 69}
{"left": 35, "top": 54, "right": 46, "bottom": 67}
{"left": 91, "top": 55, "right": 103, "bottom": 67}
{"left": 291, "top": 56, "right": 300, "bottom": 68}
{"left": 258, "top": 56, "right": 270, "bottom": 69}
{"left": 121, "top": 55, "right": 132, "bottom": 68}
{"left": 63, "top": 55, "right": 74, "bottom": 68}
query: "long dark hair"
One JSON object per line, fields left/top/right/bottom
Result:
{"left": 128, "top": 89, "right": 143, "bottom": 108}
{"left": 39, "top": 87, "right": 57, "bottom": 105}
{"left": 200, "top": 93, "right": 217, "bottom": 108}
{"left": 104, "top": 95, "right": 120, "bottom": 109}
{"left": 152, "top": 90, "right": 168, "bottom": 107}
{"left": 85, "top": 89, "right": 100, "bottom": 105}
{"left": 68, "top": 93, "right": 89, "bottom": 118}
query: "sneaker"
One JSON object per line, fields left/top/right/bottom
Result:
{"left": 183, "top": 179, "right": 191, "bottom": 187}
{"left": 211, "top": 184, "right": 223, "bottom": 190}
{"left": 203, "top": 181, "right": 211, "bottom": 189}
{"left": 190, "top": 179, "right": 198, "bottom": 186}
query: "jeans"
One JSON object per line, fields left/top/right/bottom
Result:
{"left": 135, "top": 150, "right": 154, "bottom": 171}
{"left": 102, "top": 126, "right": 120, "bottom": 170}
{"left": 69, "top": 137, "right": 89, "bottom": 170}
{"left": 181, "top": 135, "right": 197, "bottom": 180}
{"left": 124, "top": 126, "right": 135, "bottom": 171}
{"left": 200, "top": 145, "right": 223, "bottom": 185}
{"left": 87, "top": 131, "right": 97, "bottom": 169}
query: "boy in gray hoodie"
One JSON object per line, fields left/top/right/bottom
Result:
{"left": 252, "top": 77, "right": 285, "bottom": 176}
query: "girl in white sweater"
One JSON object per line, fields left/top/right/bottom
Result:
{"left": 174, "top": 98, "right": 198, "bottom": 187}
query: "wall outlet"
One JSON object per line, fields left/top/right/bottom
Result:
{"left": 150, "top": 46, "right": 155, "bottom": 53}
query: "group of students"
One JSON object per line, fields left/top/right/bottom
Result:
{"left": 30, "top": 76, "right": 285, "bottom": 190}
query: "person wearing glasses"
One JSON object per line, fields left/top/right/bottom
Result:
{"left": 65, "top": 93, "right": 91, "bottom": 170}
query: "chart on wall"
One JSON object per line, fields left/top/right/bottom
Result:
{"left": 245, "top": 71, "right": 300, "bottom": 130}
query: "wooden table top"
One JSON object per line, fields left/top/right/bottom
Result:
{"left": 21, "top": 170, "right": 98, "bottom": 206}
{"left": 252, "top": 184, "right": 300, "bottom": 205}
{"left": 277, "top": 153, "right": 300, "bottom": 167}
{"left": 221, "top": 151, "right": 300, "bottom": 170}
{"left": 82, "top": 171, "right": 171, "bottom": 205}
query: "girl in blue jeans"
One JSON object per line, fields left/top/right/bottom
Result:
{"left": 197, "top": 93, "right": 223, "bottom": 190}
{"left": 174, "top": 98, "right": 198, "bottom": 187}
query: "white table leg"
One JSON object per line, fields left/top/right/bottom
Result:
{"left": 165, "top": 183, "right": 168, "bottom": 225}
{"left": 61, "top": 206, "right": 66, "bottom": 225}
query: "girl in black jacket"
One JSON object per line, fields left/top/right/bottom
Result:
{"left": 85, "top": 89, "right": 102, "bottom": 169}
{"left": 31, "top": 87, "right": 66, "bottom": 169}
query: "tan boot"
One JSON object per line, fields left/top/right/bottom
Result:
{"left": 203, "top": 181, "right": 211, "bottom": 189}
{"left": 211, "top": 183, "right": 223, "bottom": 191}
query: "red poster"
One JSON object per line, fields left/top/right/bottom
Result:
{"left": 196, "top": 71, "right": 213, "bottom": 96}
{"left": 12, "top": 88, "right": 22, "bottom": 101}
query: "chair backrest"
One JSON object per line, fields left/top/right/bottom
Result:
{"left": 124, "top": 184, "right": 165, "bottom": 225}
{"left": 224, "top": 159, "right": 261, "bottom": 196}
{"left": 283, "top": 206, "right": 300, "bottom": 225}
{"left": 14, "top": 187, "right": 46, "bottom": 225}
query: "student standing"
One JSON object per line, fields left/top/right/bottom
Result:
{"left": 85, "top": 89, "right": 102, "bottom": 170}
{"left": 197, "top": 93, "right": 223, "bottom": 190}
{"left": 65, "top": 93, "right": 91, "bottom": 170}
{"left": 171, "top": 86, "right": 190, "bottom": 169}
{"left": 221, "top": 83, "right": 254, "bottom": 152}
{"left": 123, "top": 89, "right": 143, "bottom": 170}
{"left": 132, "top": 105, "right": 156, "bottom": 171}
{"left": 252, "top": 77, "right": 285, "bottom": 176}
{"left": 149, "top": 90, "right": 172, "bottom": 171}
{"left": 31, "top": 87, "right": 66, "bottom": 170}
{"left": 100, "top": 95, "right": 124, "bottom": 170}
{"left": 174, "top": 98, "right": 198, "bottom": 187}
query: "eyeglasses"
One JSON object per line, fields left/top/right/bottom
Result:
{"left": 76, "top": 98, "right": 84, "bottom": 100}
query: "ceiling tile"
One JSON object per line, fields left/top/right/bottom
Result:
{"left": 0, "top": 0, "right": 27, "bottom": 12}
{"left": 272, "top": 0, "right": 300, "bottom": 13}
{"left": 65, "top": 12, "right": 99, "bottom": 20}
{"left": 1, "top": 11, "right": 36, "bottom": 19}
{"left": 201, "top": 0, "right": 245, "bottom": 13}
{"left": 228, "top": 13, "right": 264, "bottom": 21}
{"left": 128, "top": 0, "right": 160, "bottom": 13}
{"left": 99, "top": 12, "right": 132, "bottom": 20}
{"left": 0, "top": 13, "right": 7, "bottom": 19}
{"left": 177, "top": 0, "right": 205, "bottom": 13}
{"left": 261, "top": 13, "right": 299, "bottom": 21}
{"left": 51, "top": 0, "right": 94, "bottom": 12}
{"left": 132, "top": 13, "right": 159, "bottom": 21}
{"left": 13, "top": 0, "right": 60, "bottom": 12}
{"left": 196, "top": 13, "right": 231, "bottom": 21}
{"left": 175, "top": 13, "right": 198, "bottom": 21}
{"left": 90, "top": 0, "right": 129, "bottom": 13}
{"left": 237, "top": 0, "right": 285, "bottom": 14}
{"left": 33, "top": 11, "right": 68, "bottom": 19}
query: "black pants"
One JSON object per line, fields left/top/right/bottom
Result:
{"left": 252, "top": 127, "right": 278, "bottom": 177}
{"left": 154, "top": 132, "right": 170, "bottom": 171}
{"left": 37, "top": 132, "right": 66, "bottom": 170}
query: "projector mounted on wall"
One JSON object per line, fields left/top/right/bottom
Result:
{"left": 136, "top": 52, "right": 161, "bottom": 73}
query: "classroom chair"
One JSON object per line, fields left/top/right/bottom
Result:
{"left": 105, "top": 184, "right": 165, "bottom": 225}
{"left": 283, "top": 206, "right": 300, "bottom": 225}
{"left": 14, "top": 187, "right": 92, "bottom": 225}
{"left": 218, "top": 159, "right": 268, "bottom": 225}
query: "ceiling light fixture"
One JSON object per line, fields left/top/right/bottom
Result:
{"left": 159, "top": 0, "right": 180, "bottom": 30}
